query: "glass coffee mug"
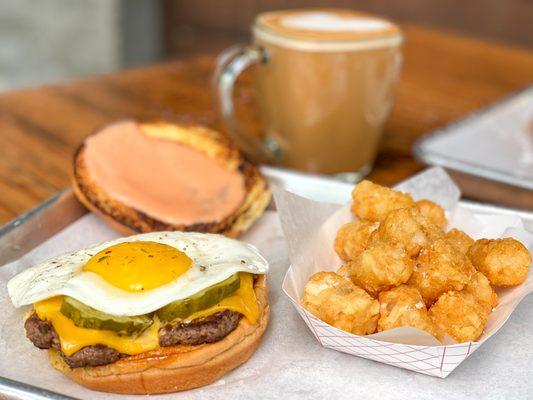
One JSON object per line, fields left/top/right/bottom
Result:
{"left": 214, "top": 9, "right": 403, "bottom": 178}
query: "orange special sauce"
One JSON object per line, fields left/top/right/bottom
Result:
{"left": 83, "top": 121, "right": 246, "bottom": 225}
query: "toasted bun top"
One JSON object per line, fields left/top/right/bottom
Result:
{"left": 72, "top": 120, "right": 271, "bottom": 237}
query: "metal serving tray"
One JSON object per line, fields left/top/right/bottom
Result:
{"left": 414, "top": 86, "right": 533, "bottom": 191}
{"left": 413, "top": 87, "right": 533, "bottom": 210}
{"left": 1, "top": 166, "right": 532, "bottom": 399}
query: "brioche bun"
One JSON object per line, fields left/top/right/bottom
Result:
{"left": 48, "top": 275, "right": 269, "bottom": 394}
{"left": 72, "top": 121, "right": 271, "bottom": 237}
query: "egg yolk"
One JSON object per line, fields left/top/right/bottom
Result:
{"left": 83, "top": 241, "right": 192, "bottom": 292}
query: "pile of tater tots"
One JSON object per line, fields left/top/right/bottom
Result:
{"left": 301, "top": 180, "right": 531, "bottom": 343}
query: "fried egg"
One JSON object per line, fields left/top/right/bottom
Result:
{"left": 8, "top": 231, "right": 268, "bottom": 316}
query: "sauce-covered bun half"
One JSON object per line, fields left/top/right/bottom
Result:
{"left": 72, "top": 121, "right": 271, "bottom": 237}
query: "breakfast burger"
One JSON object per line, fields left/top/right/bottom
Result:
{"left": 8, "top": 232, "right": 269, "bottom": 394}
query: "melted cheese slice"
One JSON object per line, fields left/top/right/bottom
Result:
{"left": 183, "top": 272, "right": 259, "bottom": 323}
{"left": 34, "top": 272, "right": 258, "bottom": 356}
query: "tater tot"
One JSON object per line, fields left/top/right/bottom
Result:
{"left": 467, "top": 238, "right": 531, "bottom": 286}
{"left": 378, "top": 285, "right": 441, "bottom": 339}
{"left": 334, "top": 220, "right": 378, "bottom": 261}
{"left": 415, "top": 199, "right": 447, "bottom": 229}
{"left": 429, "top": 291, "right": 488, "bottom": 342}
{"left": 464, "top": 271, "right": 498, "bottom": 316}
{"left": 345, "top": 241, "right": 414, "bottom": 296}
{"left": 446, "top": 228, "right": 475, "bottom": 255}
{"left": 337, "top": 263, "right": 351, "bottom": 278}
{"left": 409, "top": 239, "right": 476, "bottom": 305}
{"left": 372, "top": 206, "right": 444, "bottom": 257}
{"left": 301, "top": 272, "right": 380, "bottom": 335}
{"left": 351, "top": 180, "right": 414, "bottom": 222}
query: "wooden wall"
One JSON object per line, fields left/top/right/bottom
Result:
{"left": 163, "top": 0, "right": 532, "bottom": 57}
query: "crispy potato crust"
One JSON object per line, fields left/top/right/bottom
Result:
{"left": 378, "top": 285, "right": 441, "bottom": 339}
{"left": 301, "top": 272, "right": 379, "bottom": 335}
{"left": 415, "top": 200, "right": 447, "bottom": 229}
{"left": 372, "top": 207, "right": 444, "bottom": 257}
{"left": 446, "top": 228, "right": 475, "bottom": 255}
{"left": 467, "top": 238, "right": 531, "bottom": 286}
{"left": 429, "top": 290, "right": 487, "bottom": 343}
{"left": 409, "top": 239, "right": 476, "bottom": 305}
{"left": 351, "top": 180, "right": 414, "bottom": 222}
{"left": 334, "top": 220, "right": 378, "bottom": 261}
{"left": 464, "top": 271, "right": 498, "bottom": 316}
{"left": 345, "top": 241, "right": 414, "bottom": 296}
{"left": 336, "top": 263, "right": 351, "bottom": 278}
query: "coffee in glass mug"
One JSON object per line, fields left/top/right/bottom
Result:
{"left": 215, "top": 9, "right": 402, "bottom": 177}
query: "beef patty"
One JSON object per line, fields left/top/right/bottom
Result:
{"left": 24, "top": 310, "right": 241, "bottom": 368}
{"left": 159, "top": 310, "right": 241, "bottom": 346}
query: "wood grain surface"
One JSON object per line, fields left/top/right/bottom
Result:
{"left": 1, "top": 25, "right": 532, "bottom": 225}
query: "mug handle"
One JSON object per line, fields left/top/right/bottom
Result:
{"left": 213, "top": 44, "right": 279, "bottom": 163}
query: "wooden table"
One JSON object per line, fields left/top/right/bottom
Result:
{"left": 1, "top": 26, "right": 532, "bottom": 225}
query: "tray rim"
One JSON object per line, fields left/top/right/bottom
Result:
{"left": 413, "top": 85, "right": 533, "bottom": 191}
{"left": 0, "top": 376, "right": 80, "bottom": 400}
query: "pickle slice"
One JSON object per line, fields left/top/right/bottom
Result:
{"left": 60, "top": 297, "right": 153, "bottom": 335}
{"left": 157, "top": 274, "right": 240, "bottom": 323}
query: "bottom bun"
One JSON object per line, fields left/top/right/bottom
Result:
{"left": 48, "top": 275, "right": 269, "bottom": 394}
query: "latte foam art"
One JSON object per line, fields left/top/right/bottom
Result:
{"left": 281, "top": 12, "right": 392, "bottom": 32}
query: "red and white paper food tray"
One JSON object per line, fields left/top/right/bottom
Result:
{"left": 276, "top": 167, "right": 533, "bottom": 378}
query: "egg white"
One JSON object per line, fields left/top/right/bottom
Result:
{"left": 7, "top": 231, "right": 268, "bottom": 316}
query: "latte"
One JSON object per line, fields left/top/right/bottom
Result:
{"left": 216, "top": 9, "right": 403, "bottom": 175}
